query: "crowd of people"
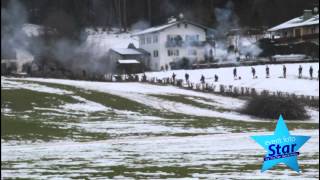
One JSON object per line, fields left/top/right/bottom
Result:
{"left": 167, "top": 65, "right": 319, "bottom": 84}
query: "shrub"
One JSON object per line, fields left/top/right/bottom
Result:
{"left": 242, "top": 95, "right": 309, "bottom": 120}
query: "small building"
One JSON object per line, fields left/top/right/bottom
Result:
{"left": 108, "top": 46, "right": 150, "bottom": 73}
{"left": 132, "top": 16, "right": 214, "bottom": 71}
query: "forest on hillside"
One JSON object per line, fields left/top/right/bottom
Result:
{"left": 2, "top": 0, "right": 319, "bottom": 31}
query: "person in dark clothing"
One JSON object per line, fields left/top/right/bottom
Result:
{"left": 298, "top": 65, "right": 303, "bottom": 78}
{"left": 185, "top": 73, "right": 189, "bottom": 83}
{"left": 233, "top": 67, "right": 237, "bottom": 79}
{"left": 266, "top": 65, "right": 270, "bottom": 78}
{"left": 172, "top": 73, "right": 176, "bottom": 82}
{"left": 309, "top": 66, "right": 313, "bottom": 80}
{"left": 214, "top": 74, "right": 219, "bottom": 82}
{"left": 142, "top": 73, "right": 147, "bottom": 82}
{"left": 251, "top": 67, "right": 256, "bottom": 78}
{"left": 200, "top": 75, "right": 205, "bottom": 84}
{"left": 283, "top": 65, "right": 287, "bottom": 78}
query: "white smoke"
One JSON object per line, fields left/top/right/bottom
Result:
{"left": 211, "top": 1, "right": 262, "bottom": 62}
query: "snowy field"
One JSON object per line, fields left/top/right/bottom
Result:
{"left": 144, "top": 63, "right": 319, "bottom": 96}
{"left": 1, "top": 76, "right": 319, "bottom": 179}
{"left": 3, "top": 77, "right": 318, "bottom": 122}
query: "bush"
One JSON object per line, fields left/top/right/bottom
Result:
{"left": 242, "top": 95, "right": 309, "bottom": 120}
{"left": 170, "top": 57, "right": 192, "bottom": 70}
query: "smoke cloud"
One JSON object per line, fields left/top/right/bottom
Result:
{"left": 1, "top": 0, "right": 117, "bottom": 76}
{"left": 211, "top": 1, "right": 262, "bottom": 62}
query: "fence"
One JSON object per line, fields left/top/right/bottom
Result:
{"left": 143, "top": 77, "right": 319, "bottom": 107}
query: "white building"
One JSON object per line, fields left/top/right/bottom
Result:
{"left": 132, "top": 18, "right": 214, "bottom": 71}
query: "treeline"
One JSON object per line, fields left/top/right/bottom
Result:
{"left": 2, "top": 0, "right": 318, "bottom": 31}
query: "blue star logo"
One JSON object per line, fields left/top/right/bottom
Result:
{"left": 251, "top": 115, "right": 310, "bottom": 173}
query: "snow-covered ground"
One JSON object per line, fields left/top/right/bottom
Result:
{"left": 144, "top": 63, "right": 319, "bottom": 97}
{"left": 3, "top": 77, "right": 319, "bottom": 122}
{"left": 2, "top": 130, "right": 319, "bottom": 179}
{"left": 2, "top": 77, "right": 319, "bottom": 179}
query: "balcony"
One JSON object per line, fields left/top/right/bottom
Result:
{"left": 272, "top": 33, "right": 319, "bottom": 44}
{"left": 165, "top": 40, "right": 207, "bottom": 48}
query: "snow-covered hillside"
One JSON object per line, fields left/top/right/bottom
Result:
{"left": 85, "top": 28, "right": 138, "bottom": 49}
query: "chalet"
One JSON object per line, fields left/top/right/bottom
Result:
{"left": 132, "top": 16, "right": 214, "bottom": 71}
{"left": 268, "top": 9, "right": 319, "bottom": 45}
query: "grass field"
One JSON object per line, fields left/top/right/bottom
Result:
{"left": 1, "top": 77, "right": 319, "bottom": 179}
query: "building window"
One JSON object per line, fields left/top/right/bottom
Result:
{"left": 153, "top": 35, "right": 158, "bottom": 43}
{"left": 153, "top": 50, "right": 159, "bottom": 57}
{"left": 174, "top": 49, "right": 179, "bottom": 56}
{"left": 294, "top": 28, "right": 301, "bottom": 37}
{"left": 188, "top": 49, "right": 197, "bottom": 56}
{"left": 146, "top": 36, "right": 152, "bottom": 44}
{"left": 140, "top": 36, "right": 145, "bottom": 45}
{"left": 311, "top": 27, "right": 316, "bottom": 34}
{"left": 168, "top": 49, "right": 179, "bottom": 56}
{"left": 167, "top": 35, "right": 176, "bottom": 41}
{"left": 186, "top": 35, "right": 199, "bottom": 42}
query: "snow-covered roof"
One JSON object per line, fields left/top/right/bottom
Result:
{"left": 118, "top": 60, "right": 140, "bottom": 64}
{"left": 111, "top": 48, "right": 142, "bottom": 55}
{"left": 268, "top": 14, "right": 319, "bottom": 31}
{"left": 132, "top": 20, "right": 210, "bottom": 36}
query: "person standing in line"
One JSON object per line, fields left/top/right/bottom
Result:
{"left": 200, "top": 74, "right": 205, "bottom": 84}
{"left": 266, "top": 65, "right": 270, "bottom": 78}
{"left": 233, "top": 67, "right": 237, "bottom": 79}
{"left": 185, "top": 73, "right": 189, "bottom": 85}
{"left": 214, "top": 74, "right": 219, "bottom": 82}
{"left": 251, "top": 67, "right": 256, "bottom": 79}
{"left": 298, "top": 65, "right": 303, "bottom": 78}
{"left": 283, "top": 65, "right": 287, "bottom": 78}
{"left": 172, "top": 73, "right": 176, "bottom": 82}
{"left": 309, "top": 66, "right": 313, "bottom": 80}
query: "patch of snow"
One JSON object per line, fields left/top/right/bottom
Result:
{"left": 60, "top": 96, "right": 110, "bottom": 113}
{"left": 1, "top": 78, "right": 73, "bottom": 95}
